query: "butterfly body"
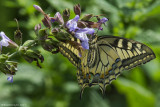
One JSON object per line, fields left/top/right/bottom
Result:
{"left": 58, "top": 35, "right": 156, "bottom": 97}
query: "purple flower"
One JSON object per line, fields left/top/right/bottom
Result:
{"left": 7, "top": 74, "right": 13, "bottom": 83}
{"left": 98, "top": 27, "right": 103, "bottom": 30}
{"left": 0, "top": 32, "right": 10, "bottom": 50}
{"left": 75, "top": 28, "right": 94, "bottom": 41}
{"left": 50, "top": 12, "right": 64, "bottom": 25}
{"left": 81, "top": 41, "right": 89, "bottom": 49}
{"left": 98, "top": 17, "right": 108, "bottom": 24}
{"left": 75, "top": 31, "right": 89, "bottom": 49}
{"left": 75, "top": 28, "right": 95, "bottom": 49}
{"left": 75, "top": 32, "right": 88, "bottom": 42}
{"left": 66, "top": 15, "right": 95, "bottom": 50}
{"left": 50, "top": 17, "right": 56, "bottom": 23}
{"left": 79, "top": 28, "right": 95, "bottom": 34}
{"left": 97, "top": 17, "right": 108, "bottom": 30}
{"left": 66, "top": 15, "right": 80, "bottom": 31}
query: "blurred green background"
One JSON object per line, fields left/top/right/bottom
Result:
{"left": 0, "top": 0, "right": 160, "bottom": 107}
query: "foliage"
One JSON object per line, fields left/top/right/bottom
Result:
{"left": 0, "top": 0, "right": 160, "bottom": 107}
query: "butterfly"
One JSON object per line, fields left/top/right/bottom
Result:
{"left": 58, "top": 35, "right": 156, "bottom": 98}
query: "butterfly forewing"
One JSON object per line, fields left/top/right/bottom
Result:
{"left": 97, "top": 36, "right": 156, "bottom": 70}
{"left": 58, "top": 39, "right": 81, "bottom": 69}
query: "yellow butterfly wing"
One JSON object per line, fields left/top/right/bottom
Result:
{"left": 77, "top": 35, "right": 155, "bottom": 97}
{"left": 58, "top": 35, "right": 155, "bottom": 98}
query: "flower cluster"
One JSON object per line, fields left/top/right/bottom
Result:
{"left": 66, "top": 15, "right": 95, "bottom": 49}
{"left": 0, "top": 32, "right": 19, "bottom": 82}
{"left": 0, "top": 4, "right": 108, "bottom": 83}
{"left": 33, "top": 4, "right": 108, "bottom": 50}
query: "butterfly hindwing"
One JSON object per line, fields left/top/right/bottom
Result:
{"left": 59, "top": 38, "right": 82, "bottom": 69}
{"left": 78, "top": 36, "right": 123, "bottom": 96}
{"left": 78, "top": 35, "right": 155, "bottom": 96}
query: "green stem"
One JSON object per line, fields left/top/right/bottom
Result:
{"left": 8, "top": 39, "right": 38, "bottom": 60}
{"left": 8, "top": 52, "right": 18, "bottom": 60}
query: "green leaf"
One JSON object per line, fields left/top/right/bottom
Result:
{"left": 47, "top": 0, "right": 73, "bottom": 11}
{"left": 114, "top": 78, "right": 155, "bottom": 107}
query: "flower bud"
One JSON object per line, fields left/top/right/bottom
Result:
{"left": 14, "top": 19, "right": 22, "bottom": 46}
{"left": 0, "top": 54, "right": 8, "bottom": 63}
{"left": 6, "top": 61, "right": 18, "bottom": 74}
{"left": 35, "top": 24, "right": 41, "bottom": 32}
{"left": 85, "top": 21, "right": 101, "bottom": 28}
{"left": 22, "top": 40, "right": 36, "bottom": 49}
{"left": 63, "top": 8, "right": 70, "bottom": 22}
{"left": 14, "top": 29, "right": 22, "bottom": 46}
{"left": 35, "top": 24, "right": 41, "bottom": 36}
{"left": 33, "top": 5, "right": 52, "bottom": 28}
{"left": 42, "top": 15, "right": 52, "bottom": 28}
{"left": 81, "top": 14, "right": 93, "bottom": 21}
{"left": 54, "top": 12, "right": 64, "bottom": 25}
{"left": 38, "top": 29, "right": 48, "bottom": 42}
{"left": 74, "top": 4, "right": 81, "bottom": 16}
{"left": 0, "top": 54, "right": 17, "bottom": 75}
{"left": 33, "top": 5, "right": 44, "bottom": 14}
{"left": 77, "top": 21, "right": 87, "bottom": 28}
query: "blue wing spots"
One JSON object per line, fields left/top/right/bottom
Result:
{"left": 90, "top": 73, "right": 100, "bottom": 85}
{"left": 95, "top": 73, "right": 100, "bottom": 77}
{"left": 109, "top": 70, "right": 112, "bottom": 73}
{"left": 109, "top": 69, "right": 114, "bottom": 75}
{"left": 86, "top": 73, "right": 89, "bottom": 77}
{"left": 112, "top": 63, "right": 116, "bottom": 69}
{"left": 115, "top": 58, "right": 120, "bottom": 63}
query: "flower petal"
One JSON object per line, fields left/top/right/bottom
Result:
{"left": 99, "top": 17, "right": 108, "bottom": 24}
{"left": 66, "top": 15, "right": 79, "bottom": 31}
{"left": 72, "top": 15, "right": 80, "bottom": 22}
{"left": 0, "top": 32, "right": 10, "bottom": 47}
{"left": 0, "top": 39, "right": 9, "bottom": 47}
{"left": 75, "top": 32, "right": 88, "bottom": 41}
{"left": 76, "top": 28, "right": 95, "bottom": 35}
{"left": 85, "top": 28, "right": 95, "bottom": 34}
{"left": 81, "top": 41, "right": 89, "bottom": 49}
{"left": 54, "top": 12, "right": 64, "bottom": 25}
{"left": 0, "top": 32, "right": 10, "bottom": 40}
{"left": 7, "top": 75, "right": 13, "bottom": 83}
{"left": 74, "top": 28, "right": 94, "bottom": 50}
